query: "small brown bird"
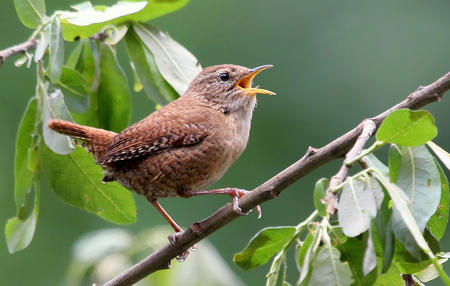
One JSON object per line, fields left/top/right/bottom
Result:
{"left": 48, "top": 64, "right": 274, "bottom": 234}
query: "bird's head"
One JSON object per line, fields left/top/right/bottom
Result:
{"left": 186, "top": 64, "right": 274, "bottom": 114}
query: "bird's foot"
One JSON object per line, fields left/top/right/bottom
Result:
{"left": 168, "top": 230, "right": 197, "bottom": 262}
{"left": 228, "top": 188, "right": 262, "bottom": 219}
{"left": 182, "top": 188, "right": 262, "bottom": 218}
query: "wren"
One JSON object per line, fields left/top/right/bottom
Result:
{"left": 48, "top": 64, "right": 274, "bottom": 234}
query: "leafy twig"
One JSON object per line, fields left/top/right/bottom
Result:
{"left": 324, "top": 119, "right": 377, "bottom": 215}
{"left": 103, "top": 72, "right": 450, "bottom": 286}
{"left": 0, "top": 30, "right": 109, "bottom": 67}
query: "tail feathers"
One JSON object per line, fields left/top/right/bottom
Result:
{"left": 47, "top": 119, "right": 117, "bottom": 161}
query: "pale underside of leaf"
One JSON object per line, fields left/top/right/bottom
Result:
{"left": 42, "top": 88, "right": 75, "bottom": 154}
{"left": 64, "top": 1, "right": 147, "bottom": 26}
{"left": 390, "top": 146, "right": 441, "bottom": 258}
{"left": 134, "top": 23, "right": 202, "bottom": 96}
{"left": 309, "top": 246, "right": 353, "bottom": 286}
{"left": 427, "top": 141, "right": 450, "bottom": 171}
{"left": 338, "top": 178, "right": 382, "bottom": 237}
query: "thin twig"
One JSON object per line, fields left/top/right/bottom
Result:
{"left": 0, "top": 30, "right": 109, "bottom": 67}
{"left": 0, "top": 38, "right": 37, "bottom": 66}
{"left": 103, "top": 72, "right": 450, "bottom": 286}
{"left": 325, "top": 119, "right": 376, "bottom": 215}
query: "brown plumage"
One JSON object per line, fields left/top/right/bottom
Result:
{"left": 47, "top": 119, "right": 116, "bottom": 160}
{"left": 47, "top": 64, "right": 274, "bottom": 234}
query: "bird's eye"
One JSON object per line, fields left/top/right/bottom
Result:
{"left": 219, "top": 72, "right": 230, "bottom": 81}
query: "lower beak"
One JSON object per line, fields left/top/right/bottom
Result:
{"left": 236, "top": 65, "right": 275, "bottom": 95}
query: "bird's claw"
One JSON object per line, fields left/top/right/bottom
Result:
{"left": 168, "top": 231, "right": 196, "bottom": 262}
{"left": 230, "top": 189, "right": 262, "bottom": 219}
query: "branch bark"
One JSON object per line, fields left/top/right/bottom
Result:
{"left": 103, "top": 71, "right": 450, "bottom": 286}
{"left": 0, "top": 38, "right": 37, "bottom": 66}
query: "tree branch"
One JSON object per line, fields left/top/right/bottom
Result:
{"left": 325, "top": 119, "right": 377, "bottom": 214}
{"left": 103, "top": 71, "right": 450, "bottom": 286}
{"left": 0, "top": 31, "right": 109, "bottom": 67}
{"left": 0, "top": 38, "right": 37, "bottom": 66}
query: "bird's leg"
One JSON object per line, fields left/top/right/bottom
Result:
{"left": 149, "top": 199, "right": 183, "bottom": 233}
{"left": 148, "top": 199, "right": 193, "bottom": 262}
{"left": 182, "top": 188, "right": 262, "bottom": 218}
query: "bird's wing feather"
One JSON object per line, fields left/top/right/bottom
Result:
{"left": 99, "top": 113, "right": 208, "bottom": 165}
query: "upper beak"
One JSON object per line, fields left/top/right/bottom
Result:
{"left": 236, "top": 65, "right": 275, "bottom": 95}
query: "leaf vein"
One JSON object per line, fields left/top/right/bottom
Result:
{"left": 67, "top": 153, "right": 131, "bottom": 220}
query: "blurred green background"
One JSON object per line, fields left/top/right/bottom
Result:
{"left": 1, "top": 0, "right": 449, "bottom": 285}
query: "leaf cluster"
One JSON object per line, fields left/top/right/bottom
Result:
{"left": 6, "top": 0, "right": 202, "bottom": 253}
{"left": 234, "top": 109, "right": 450, "bottom": 286}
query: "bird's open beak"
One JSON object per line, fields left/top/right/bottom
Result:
{"left": 236, "top": 65, "right": 275, "bottom": 95}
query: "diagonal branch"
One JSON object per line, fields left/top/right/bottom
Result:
{"left": 103, "top": 71, "right": 450, "bottom": 286}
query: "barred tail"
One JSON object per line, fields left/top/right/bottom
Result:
{"left": 47, "top": 119, "right": 116, "bottom": 161}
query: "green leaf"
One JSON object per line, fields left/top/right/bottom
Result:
{"left": 373, "top": 263, "right": 403, "bottom": 286}
{"left": 394, "top": 240, "right": 432, "bottom": 274}
{"left": 41, "top": 145, "right": 136, "bottom": 224}
{"left": 131, "top": 61, "right": 144, "bottom": 92}
{"left": 309, "top": 245, "right": 353, "bottom": 286}
{"left": 14, "top": 55, "right": 30, "bottom": 68}
{"left": 329, "top": 226, "right": 348, "bottom": 246}
{"left": 297, "top": 231, "right": 315, "bottom": 270}
{"left": 14, "top": 98, "right": 39, "bottom": 215}
{"left": 58, "top": 66, "right": 91, "bottom": 113}
{"left": 362, "top": 154, "right": 389, "bottom": 177}
{"left": 14, "top": 0, "right": 45, "bottom": 28}
{"left": 5, "top": 181, "right": 40, "bottom": 253}
{"left": 423, "top": 228, "right": 440, "bottom": 254}
{"left": 389, "top": 146, "right": 441, "bottom": 258}
{"left": 339, "top": 235, "right": 377, "bottom": 286}
{"left": 388, "top": 145, "right": 402, "bottom": 183}
{"left": 125, "top": 27, "right": 177, "bottom": 104}
{"left": 375, "top": 183, "right": 395, "bottom": 274}
{"left": 313, "top": 178, "right": 328, "bottom": 217}
{"left": 266, "top": 255, "right": 287, "bottom": 286}
{"left": 42, "top": 88, "right": 76, "bottom": 155}
{"left": 105, "top": 25, "right": 128, "bottom": 46}
{"left": 297, "top": 227, "right": 322, "bottom": 285}
{"left": 233, "top": 226, "right": 295, "bottom": 270}
{"left": 66, "top": 41, "right": 84, "bottom": 69}
{"left": 371, "top": 171, "right": 435, "bottom": 264}
{"left": 64, "top": 1, "right": 147, "bottom": 26}
{"left": 338, "top": 177, "right": 383, "bottom": 237}
{"left": 81, "top": 40, "right": 101, "bottom": 92}
{"left": 34, "top": 26, "right": 50, "bottom": 62}
{"left": 97, "top": 43, "right": 131, "bottom": 132}
{"left": 427, "top": 160, "right": 449, "bottom": 240}
{"left": 363, "top": 230, "right": 377, "bottom": 275}
{"left": 59, "top": 0, "right": 190, "bottom": 41}
{"left": 427, "top": 141, "right": 450, "bottom": 171}
{"left": 70, "top": 42, "right": 101, "bottom": 128}
{"left": 414, "top": 253, "right": 449, "bottom": 283}
{"left": 48, "top": 17, "right": 64, "bottom": 83}
{"left": 376, "top": 109, "right": 437, "bottom": 146}
{"left": 134, "top": 23, "right": 202, "bottom": 96}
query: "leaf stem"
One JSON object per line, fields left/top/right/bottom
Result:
{"left": 282, "top": 210, "right": 319, "bottom": 254}
{"left": 345, "top": 141, "right": 385, "bottom": 167}
{"left": 329, "top": 167, "right": 375, "bottom": 193}
{"left": 431, "top": 258, "right": 450, "bottom": 286}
